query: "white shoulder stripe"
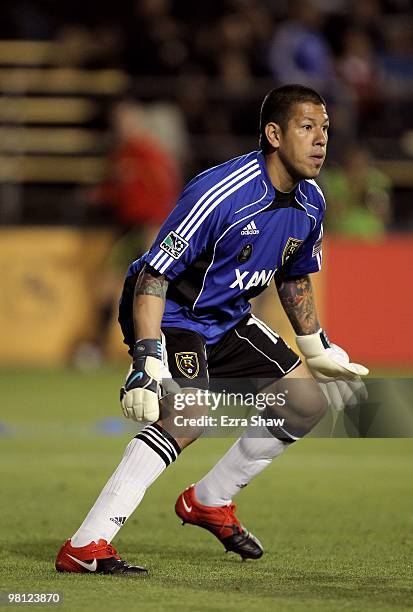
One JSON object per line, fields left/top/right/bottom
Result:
{"left": 179, "top": 163, "right": 260, "bottom": 239}
{"left": 156, "top": 168, "right": 261, "bottom": 274}
{"left": 175, "top": 158, "right": 257, "bottom": 236}
{"left": 150, "top": 158, "right": 259, "bottom": 268}
{"left": 305, "top": 179, "right": 326, "bottom": 206}
{"left": 298, "top": 184, "right": 320, "bottom": 212}
{"left": 182, "top": 168, "right": 261, "bottom": 240}
{"left": 153, "top": 168, "right": 261, "bottom": 272}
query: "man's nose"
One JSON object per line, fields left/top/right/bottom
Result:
{"left": 314, "top": 128, "right": 327, "bottom": 146}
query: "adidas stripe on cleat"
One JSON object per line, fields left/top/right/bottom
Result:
{"left": 55, "top": 539, "right": 147, "bottom": 575}
{"left": 175, "top": 485, "right": 263, "bottom": 560}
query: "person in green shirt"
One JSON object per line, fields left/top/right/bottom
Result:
{"left": 321, "top": 146, "right": 392, "bottom": 239}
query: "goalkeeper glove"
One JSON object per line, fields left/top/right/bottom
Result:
{"left": 120, "top": 338, "right": 162, "bottom": 422}
{"left": 296, "top": 330, "right": 369, "bottom": 411}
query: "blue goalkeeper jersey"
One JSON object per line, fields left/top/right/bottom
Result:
{"left": 125, "top": 150, "right": 325, "bottom": 345}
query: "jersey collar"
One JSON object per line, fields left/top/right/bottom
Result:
{"left": 256, "top": 150, "right": 303, "bottom": 211}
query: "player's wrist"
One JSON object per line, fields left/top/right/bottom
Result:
{"left": 296, "top": 329, "right": 330, "bottom": 356}
{"left": 133, "top": 339, "right": 162, "bottom": 365}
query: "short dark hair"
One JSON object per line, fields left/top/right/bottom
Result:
{"left": 259, "top": 84, "right": 326, "bottom": 153}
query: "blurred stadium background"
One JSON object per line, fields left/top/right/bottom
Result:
{"left": 0, "top": 0, "right": 411, "bottom": 368}
{"left": 0, "top": 1, "right": 412, "bottom": 609}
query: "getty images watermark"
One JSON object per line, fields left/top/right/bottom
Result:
{"left": 172, "top": 389, "right": 288, "bottom": 428}
{"left": 158, "top": 378, "right": 413, "bottom": 438}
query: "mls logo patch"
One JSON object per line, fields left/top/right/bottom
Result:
{"left": 175, "top": 352, "right": 199, "bottom": 379}
{"left": 282, "top": 237, "right": 303, "bottom": 265}
{"left": 160, "top": 231, "right": 189, "bottom": 260}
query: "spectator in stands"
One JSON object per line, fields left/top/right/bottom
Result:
{"left": 78, "top": 98, "right": 181, "bottom": 364}
{"left": 92, "top": 99, "right": 181, "bottom": 238}
{"left": 266, "top": 0, "right": 356, "bottom": 153}
{"left": 379, "top": 17, "right": 413, "bottom": 94}
{"left": 336, "top": 27, "right": 383, "bottom": 134}
{"left": 267, "top": 0, "right": 337, "bottom": 94}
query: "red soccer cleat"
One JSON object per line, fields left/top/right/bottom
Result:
{"left": 55, "top": 538, "right": 147, "bottom": 575}
{"left": 175, "top": 485, "right": 263, "bottom": 560}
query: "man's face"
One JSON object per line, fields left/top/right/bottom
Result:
{"left": 277, "top": 102, "right": 329, "bottom": 180}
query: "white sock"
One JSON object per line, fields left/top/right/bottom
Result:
{"left": 195, "top": 426, "right": 289, "bottom": 507}
{"left": 71, "top": 424, "right": 180, "bottom": 547}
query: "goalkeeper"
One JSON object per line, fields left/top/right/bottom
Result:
{"left": 56, "top": 84, "right": 368, "bottom": 575}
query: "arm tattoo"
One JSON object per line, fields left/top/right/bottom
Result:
{"left": 276, "top": 275, "right": 320, "bottom": 335}
{"left": 135, "top": 265, "right": 168, "bottom": 300}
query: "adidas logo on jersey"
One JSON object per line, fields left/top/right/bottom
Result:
{"left": 241, "top": 221, "right": 259, "bottom": 235}
{"left": 110, "top": 516, "right": 127, "bottom": 527}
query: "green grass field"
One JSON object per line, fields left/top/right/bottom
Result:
{"left": 0, "top": 368, "right": 412, "bottom": 611}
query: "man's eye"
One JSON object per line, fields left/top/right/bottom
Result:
{"left": 323, "top": 126, "right": 329, "bottom": 132}
{"left": 303, "top": 125, "right": 312, "bottom": 130}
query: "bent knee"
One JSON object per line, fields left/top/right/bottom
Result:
{"left": 286, "top": 381, "right": 328, "bottom": 428}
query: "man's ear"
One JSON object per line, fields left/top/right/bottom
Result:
{"left": 264, "top": 122, "right": 281, "bottom": 151}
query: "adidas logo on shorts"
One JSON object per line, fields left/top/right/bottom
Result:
{"left": 241, "top": 221, "right": 259, "bottom": 235}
